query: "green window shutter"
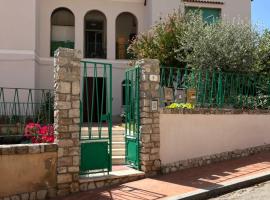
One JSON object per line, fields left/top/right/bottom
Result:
{"left": 185, "top": 6, "right": 221, "bottom": 24}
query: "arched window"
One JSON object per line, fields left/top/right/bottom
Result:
{"left": 116, "top": 12, "right": 138, "bottom": 59}
{"left": 84, "top": 10, "right": 107, "bottom": 59}
{"left": 51, "top": 8, "right": 75, "bottom": 57}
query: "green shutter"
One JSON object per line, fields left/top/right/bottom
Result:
{"left": 185, "top": 7, "right": 221, "bottom": 24}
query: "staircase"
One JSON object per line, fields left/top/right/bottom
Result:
{"left": 81, "top": 126, "right": 126, "bottom": 165}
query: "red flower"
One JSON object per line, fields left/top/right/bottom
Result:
{"left": 24, "top": 123, "right": 54, "bottom": 144}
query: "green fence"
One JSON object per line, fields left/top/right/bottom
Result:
{"left": 160, "top": 66, "right": 270, "bottom": 109}
{"left": 79, "top": 61, "right": 112, "bottom": 175}
{"left": 0, "top": 87, "right": 54, "bottom": 144}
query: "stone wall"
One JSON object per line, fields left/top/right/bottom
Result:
{"left": 162, "top": 144, "right": 270, "bottom": 174}
{"left": 0, "top": 144, "right": 57, "bottom": 199}
{"left": 54, "top": 48, "right": 81, "bottom": 196}
{"left": 138, "top": 59, "right": 161, "bottom": 176}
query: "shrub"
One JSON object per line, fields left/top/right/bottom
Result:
{"left": 179, "top": 16, "right": 259, "bottom": 72}
{"left": 129, "top": 11, "right": 260, "bottom": 73}
{"left": 255, "top": 30, "right": 270, "bottom": 73}
{"left": 128, "top": 11, "right": 187, "bottom": 66}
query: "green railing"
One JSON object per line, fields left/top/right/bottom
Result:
{"left": 0, "top": 87, "right": 54, "bottom": 143}
{"left": 160, "top": 66, "right": 270, "bottom": 109}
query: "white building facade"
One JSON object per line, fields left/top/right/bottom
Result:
{"left": 0, "top": 0, "right": 251, "bottom": 120}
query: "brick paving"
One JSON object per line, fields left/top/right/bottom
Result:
{"left": 55, "top": 152, "right": 270, "bottom": 200}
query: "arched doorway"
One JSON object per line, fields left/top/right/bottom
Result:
{"left": 51, "top": 8, "right": 75, "bottom": 56}
{"left": 116, "top": 12, "right": 138, "bottom": 59}
{"left": 84, "top": 10, "right": 107, "bottom": 59}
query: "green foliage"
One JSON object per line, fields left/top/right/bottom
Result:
{"left": 128, "top": 11, "right": 187, "bottom": 66}
{"left": 38, "top": 92, "right": 54, "bottom": 124}
{"left": 178, "top": 16, "right": 259, "bottom": 72}
{"left": 129, "top": 11, "right": 262, "bottom": 73}
{"left": 256, "top": 30, "right": 270, "bottom": 73}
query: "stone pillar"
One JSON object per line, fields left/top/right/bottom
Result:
{"left": 139, "top": 59, "right": 161, "bottom": 176}
{"left": 54, "top": 48, "right": 81, "bottom": 196}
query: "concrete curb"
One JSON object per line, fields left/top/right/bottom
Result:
{"left": 164, "top": 170, "right": 270, "bottom": 200}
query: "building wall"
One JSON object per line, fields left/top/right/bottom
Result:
{"left": 0, "top": 0, "right": 36, "bottom": 89}
{"left": 37, "top": 0, "right": 147, "bottom": 59}
{"left": 160, "top": 114, "right": 270, "bottom": 165}
{"left": 0, "top": 0, "right": 252, "bottom": 117}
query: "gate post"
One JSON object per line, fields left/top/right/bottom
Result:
{"left": 139, "top": 59, "right": 161, "bottom": 176}
{"left": 54, "top": 48, "right": 81, "bottom": 196}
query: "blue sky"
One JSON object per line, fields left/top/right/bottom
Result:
{"left": 252, "top": 0, "right": 270, "bottom": 30}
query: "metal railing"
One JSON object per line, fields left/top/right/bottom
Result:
{"left": 0, "top": 87, "right": 54, "bottom": 142}
{"left": 160, "top": 66, "right": 270, "bottom": 109}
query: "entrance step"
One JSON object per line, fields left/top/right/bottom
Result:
{"left": 112, "top": 148, "right": 125, "bottom": 156}
{"left": 79, "top": 167, "right": 145, "bottom": 192}
{"left": 112, "top": 155, "right": 125, "bottom": 165}
{"left": 112, "top": 141, "right": 125, "bottom": 149}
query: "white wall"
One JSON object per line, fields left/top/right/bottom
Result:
{"left": 160, "top": 114, "right": 270, "bottom": 165}
{"left": 0, "top": 0, "right": 36, "bottom": 89}
{"left": 147, "top": 0, "right": 181, "bottom": 26}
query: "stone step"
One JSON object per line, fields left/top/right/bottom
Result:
{"left": 112, "top": 148, "right": 125, "bottom": 156}
{"left": 112, "top": 142, "right": 125, "bottom": 149}
{"left": 112, "top": 156, "right": 125, "bottom": 165}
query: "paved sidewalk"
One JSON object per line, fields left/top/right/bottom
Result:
{"left": 56, "top": 152, "right": 270, "bottom": 200}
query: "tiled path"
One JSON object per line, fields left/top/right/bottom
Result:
{"left": 57, "top": 152, "right": 270, "bottom": 200}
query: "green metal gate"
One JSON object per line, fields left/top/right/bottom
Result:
{"left": 125, "top": 66, "right": 141, "bottom": 170}
{"left": 80, "top": 61, "right": 112, "bottom": 175}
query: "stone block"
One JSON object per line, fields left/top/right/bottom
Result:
{"left": 57, "top": 174, "right": 72, "bottom": 184}
{"left": 10, "top": 196, "right": 20, "bottom": 200}
{"left": 58, "top": 139, "right": 74, "bottom": 148}
{"left": 68, "top": 166, "right": 80, "bottom": 172}
{"left": 73, "top": 156, "right": 80, "bottom": 165}
{"left": 57, "top": 167, "right": 67, "bottom": 174}
{"left": 58, "top": 156, "right": 73, "bottom": 166}
{"left": 36, "top": 190, "right": 47, "bottom": 200}
{"left": 87, "top": 182, "right": 96, "bottom": 190}
{"left": 29, "top": 192, "right": 36, "bottom": 200}
{"left": 79, "top": 183, "right": 88, "bottom": 191}
{"left": 69, "top": 109, "right": 80, "bottom": 118}
{"left": 69, "top": 147, "right": 80, "bottom": 156}
{"left": 72, "top": 81, "right": 80, "bottom": 95}
{"left": 28, "top": 145, "right": 40, "bottom": 154}
{"left": 70, "top": 182, "right": 79, "bottom": 193}
{"left": 21, "top": 193, "right": 29, "bottom": 200}
{"left": 45, "top": 144, "right": 58, "bottom": 152}
{"left": 57, "top": 82, "right": 71, "bottom": 94}
{"left": 55, "top": 102, "right": 71, "bottom": 110}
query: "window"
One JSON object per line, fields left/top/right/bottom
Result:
{"left": 185, "top": 7, "right": 221, "bottom": 24}
{"left": 51, "top": 8, "right": 75, "bottom": 57}
{"left": 116, "top": 12, "right": 138, "bottom": 59}
{"left": 84, "top": 10, "right": 107, "bottom": 59}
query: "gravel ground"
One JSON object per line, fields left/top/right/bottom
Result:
{"left": 209, "top": 181, "right": 270, "bottom": 200}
